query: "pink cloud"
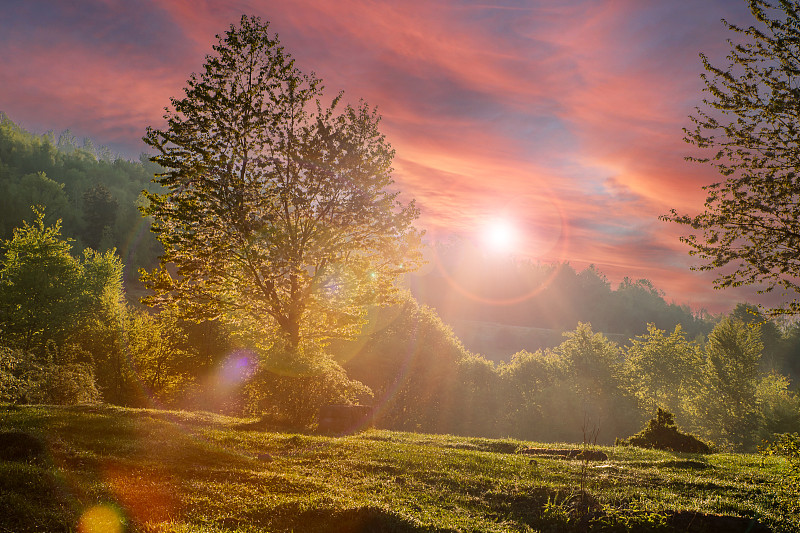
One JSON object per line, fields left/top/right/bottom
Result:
{"left": 0, "top": 0, "right": 769, "bottom": 313}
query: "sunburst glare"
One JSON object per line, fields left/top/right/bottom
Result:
{"left": 481, "top": 218, "right": 518, "bottom": 254}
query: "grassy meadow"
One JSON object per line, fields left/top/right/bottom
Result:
{"left": 0, "top": 404, "right": 797, "bottom": 532}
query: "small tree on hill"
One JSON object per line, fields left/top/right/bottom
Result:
{"left": 141, "top": 16, "right": 422, "bottom": 378}
{"left": 617, "top": 408, "right": 711, "bottom": 454}
{"left": 0, "top": 208, "right": 122, "bottom": 356}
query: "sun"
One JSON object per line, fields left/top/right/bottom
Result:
{"left": 481, "top": 218, "right": 518, "bottom": 253}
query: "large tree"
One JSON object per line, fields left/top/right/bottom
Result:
{"left": 663, "top": 0, "right": 800, "bottom": 315}
{"left": 142, "top": 16, "right": 422, "bottom": 368}
{"left": 690, "top": 318, "right": 763, "bottom": 449}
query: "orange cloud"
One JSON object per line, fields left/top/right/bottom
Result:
{"left": 0, "top": 0, "right": 766, "bottom": 312}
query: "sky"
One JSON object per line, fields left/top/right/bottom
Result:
{"left": 0, "top": 0, "right": 776, "bottom": 314}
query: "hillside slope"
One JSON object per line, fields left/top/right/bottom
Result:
{"left": 0, "top": 405, "right": 794, "bottom": 532}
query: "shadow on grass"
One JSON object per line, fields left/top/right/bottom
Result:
{"left": 0, "top": 430, "right": 48, "bottom": 463}
{"left": 222, "top": 504, "right": 450, "bottom": 532}
{"left": 0, "top": 461, "right": 77, "bottom": 532}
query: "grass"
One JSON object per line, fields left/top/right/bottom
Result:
{"left": 0, "top": 404, "right": 797, "bottom": 532}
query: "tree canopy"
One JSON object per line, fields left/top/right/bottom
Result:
{"left": 663, "top": 0, "right": 800, "bottom": 315}
{"left": 0, "top": 112, "right": 163, "bottom": 273}
{"left": 0, "top": 207, "right": 122, "bottom": 356}
{"left": 142, "top": 15, "right": 422, "bottom": 366}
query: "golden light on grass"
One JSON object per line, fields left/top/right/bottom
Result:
{"left": 77, "top": 504, "right": 125, "bottom": 533}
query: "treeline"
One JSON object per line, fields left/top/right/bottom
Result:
{"left": 410, "top": 245, "right": 712, "bottom": 349}
{"left": 336, "top": 296, "right": 800, "bottom": 451}
{"left": 1, "top": 190, "right": 799, "bottom": 452}
{"left": 2, "top": 210, "right": 798, "bottom": 451}
{"left": 0, "top": 112, "right": 161, "bottom": 278}
{"left": 1, "top": 115, "right": 800, "bottom": 451}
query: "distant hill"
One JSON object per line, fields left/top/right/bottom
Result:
{"left": 407, "top": 246, "right": 714, "bottom": 358}
{"left": 447, "top": 319, "right": 631, "bottom": 362}
{"left": 0, "top": 114, "right": 718, "bottom": 353}
{"left": 0, "top": 112, "right": 162, "bottom": 292}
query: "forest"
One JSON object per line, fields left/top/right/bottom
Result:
{"left": 1, "top": 112, "right": 800, "bottom": 453}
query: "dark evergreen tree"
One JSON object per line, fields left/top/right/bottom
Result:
{"left": 82, "top": 183, "right": 118, "bottom": 249}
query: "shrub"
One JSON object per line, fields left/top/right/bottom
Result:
{"left": 760, "top": 433, "right": 800, "bottom": 498}
{"left": 761, "top": 432, "right": 800, "bottom": 471}
{"left": 617, "top": 408, "right": 712, "bottom": 454}
{"left": 0, "top": 346, "right": 100, "bottom": 405}
{"left": 244, "top": 342, "right": 372, "bottom": 428}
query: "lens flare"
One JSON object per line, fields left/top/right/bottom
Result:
{"left": 423, "top": 193, "right": 569, "bottom": 306}
{"left": 219, "top": 350, "right": 257, "bottom": 386}
{"left": 77, "top": 504, "right": 125, "bottom": 533}
{"left": 482, "top": 218, "right": 517, "bottom": 253}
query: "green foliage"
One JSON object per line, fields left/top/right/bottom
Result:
{"left": 77, "top": 298, "right": 227, "bottom": 408}
{"left": 557, "top": 323, "right": 621, "bottom": 402}
{"left": 0, "top": 208, "right": 122, "bottom": 356}
{"left": 339, "top": 294, "right": 470, "bottom": 434}
{"left": 245, "top": 350, "right": 372, "bottom": 428}
{"left": 0, "top": 345, "right": 100, "bottom": 405}
{"left": 761, "top": 432, "right": 800, "bottom": 468}
{"left": 498, "top": 348, "right": 563, "bottom": 439}
{"left": 454, "top": 352, "right": 501, "bottom": 437}
{"left": 82, "top": 183, "right": 118, "bottom": 249}
{"left": 141, "top": 15, "right": 422, "bottom": 361}
{"left": 0, "top": 208, "right": 82, "bottom": 353}
{"left": 123, "top": 307, "right": 197, "bottom": 405}
{"left": 760, "top": 432, "right": 800, "bottom": 502}
{"left": 755, "top": 372, "right": 800, "bottom": 441}
{"left": 690, "top": 318, "right": 763, "bottom": 449}
{"left": 0, "top": 209, "right": 204, "bottom": 408}
{"left": 731, "top": 303, "right": 783, "bottom": 370}
{"left": 553, "top": 323, "right": 640, "bottom": 442}
{"left": 0, "top": 112, "right": 162, "bottom": 271}
{"left": 663, "top": 0, "right": 800, "bottom": 316}
{"left": 617, "top": 408, "right": 712, "bottom": 454}
{"left": 624, "top": 324, "right": 702, "bottom": 421}
{"left": 500, "top": 349, "right": 559, "bottom": 404}
{"left": 2, "top": 172, "right": 74, "bottom": 234}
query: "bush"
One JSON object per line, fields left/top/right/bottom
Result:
{"left": 0, "top": 346, "right": 24, "bottom": 402}
{"left": 244, "top": 341, "right": 372, "bottom": 428}
{"left": 35, "top": 362, "right": 100, "bottom": 405}
{"left": 617, "top": 408, "right": 712, "bottom": 454}
{"left": 0, "top": 346, "right": 100, "bottom": 405}
{"left": 760, "top": 433, "right": 800, "bottom": 497}
{"left": 761, "top": 432, "right": 800, "bottom": 470}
